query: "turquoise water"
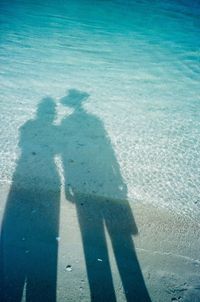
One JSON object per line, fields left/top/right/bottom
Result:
{"left": 0, "top": 0, "right": 200, "bottom": 220}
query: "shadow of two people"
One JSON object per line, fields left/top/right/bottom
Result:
{"left": 0, "top": 89, "right": 151, "bottom": 302}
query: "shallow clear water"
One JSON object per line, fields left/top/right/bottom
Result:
{"left": 0, "top": 0, "right": 200, "bottom": 220}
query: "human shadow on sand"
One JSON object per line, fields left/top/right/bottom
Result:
{"left": 0, "top": 98, "right": 60, "bottom": 302}
{"left": 59, "top": 89, "right": 151, "bottom": 302}
{"left": 0, "top": 89, "right": 151, "bottom": 302}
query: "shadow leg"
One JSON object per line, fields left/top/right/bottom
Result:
{"left": 77, "top": 200, "right": 116, "bottom": 302}
{"left": 26, "top": 242, "right": 58, "bottom": 302}
{"left": 0, "top": 240, "right": 26, "bottom": 302}
{"left": 109, "top": 233, "right": 151, "bottom": 302}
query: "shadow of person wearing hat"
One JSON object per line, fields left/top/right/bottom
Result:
{"left": 59, "top": 89, "right": 151, "bottom": 302}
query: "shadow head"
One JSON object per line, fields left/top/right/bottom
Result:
{"left": 60, "top": 89, "right": 89, "bottom": 108}
{"left": 37, "top": 97, "right": 56, "bottom": 123}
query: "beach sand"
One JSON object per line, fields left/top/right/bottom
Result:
{"left": 0, "top": 184, "right": 199, "bottom": 302}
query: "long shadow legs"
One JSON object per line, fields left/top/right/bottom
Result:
{"left": 76, "top": 196, "right": 151, "bottom": 302}
{"left": 77, "top": 199, "right": 116, "bottom": 302}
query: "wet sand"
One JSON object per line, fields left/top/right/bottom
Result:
{"left": 0, "top": 184, "right": 199, "bottom": 302}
